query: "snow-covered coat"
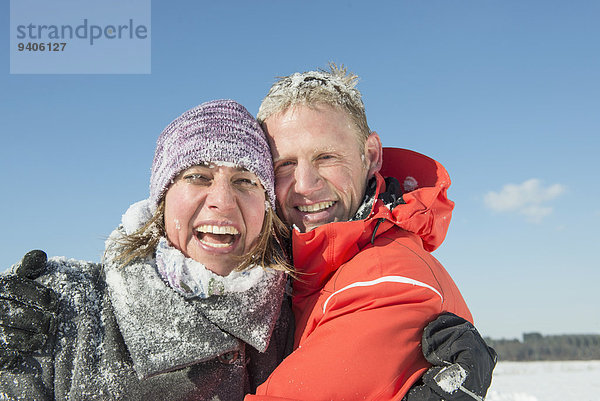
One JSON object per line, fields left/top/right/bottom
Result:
{"left": 249, "top": 148, "right": 473, "bottom": 401}
{"left": 0, "top": 228, "right": 293, "bottom": 401}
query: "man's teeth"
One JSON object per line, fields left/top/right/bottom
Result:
{"left": 196, "top": 225, "right": 239, "bottom": 235}
{"left": 297, "top": 201, "right": 334, "bottom": 213}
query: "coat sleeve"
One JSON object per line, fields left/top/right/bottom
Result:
{"left": 247, "top": 275, "right": 449, "bottom": 400}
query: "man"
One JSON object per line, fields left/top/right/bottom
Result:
{"left": 245, "top": 65, "right": 494, "bottom": 400}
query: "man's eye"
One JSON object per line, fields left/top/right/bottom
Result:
{"left": 275, "top": 161, "right": 295, "bottom": 176}
{"left": 275, "top": 160, "right": 296, "bottom": 169}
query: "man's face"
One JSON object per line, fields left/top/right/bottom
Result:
{"left": 263, "top": 104, "right": 382, "bottom": 232}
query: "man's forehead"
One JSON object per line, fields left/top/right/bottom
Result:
{"left": 267, "top": 117, "right": 362, "bottom": 160}
{"left": 265, "top": 104, "right": 357, "bottom": 136}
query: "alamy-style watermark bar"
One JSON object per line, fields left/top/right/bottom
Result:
{"left": 10, "top": 0, "right": 151, "bottom": 74}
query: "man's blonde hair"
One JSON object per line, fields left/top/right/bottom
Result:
{"left": 257, "top": 63, "right": 371, "bottom": 147}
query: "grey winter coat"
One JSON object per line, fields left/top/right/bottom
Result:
{"left": 0, "top": 240, "right": 293, "bottom": 400}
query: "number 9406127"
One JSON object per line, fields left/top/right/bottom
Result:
{"left": 17, "top": 42, "right": 66, "bottom": 51}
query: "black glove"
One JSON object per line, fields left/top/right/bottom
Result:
{"left": 0, "top": 250, "right": 58, "bottom": 369}
{"left": 403, "top": 313, "right": 497, "bottom": 401}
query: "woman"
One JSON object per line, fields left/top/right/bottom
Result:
{"left": 0, "top": 99, "right": 295, "bottom": 400}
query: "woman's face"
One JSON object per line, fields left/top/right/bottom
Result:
{"left": 164, "top": 164, "right": 266, "bottom": 276}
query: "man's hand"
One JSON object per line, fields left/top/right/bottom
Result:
{"left": 403, "top": 313, "right": 497, "bottom": 401}
{"left": 0, "top": 250, "right": 58, "bottom": 369}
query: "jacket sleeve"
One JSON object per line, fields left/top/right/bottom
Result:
{"left": 247, "top": 274, "right": 448, "bottom": 400}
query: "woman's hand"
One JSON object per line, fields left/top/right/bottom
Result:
{"left": 0, "top": 250, "right": 58, "bottom": 369}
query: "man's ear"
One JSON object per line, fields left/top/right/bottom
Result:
{"left": 364, "top": 131, "right": 383, "bottom": 177}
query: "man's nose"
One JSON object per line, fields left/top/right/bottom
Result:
{"left": 293, "top": 162, "right": 323, "bottom": 196}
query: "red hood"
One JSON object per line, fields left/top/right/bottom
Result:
{"left": 379, "top": 147, "right": 454, "bottom": 252}
{"left": 291, "top": 148, "right": 454, "bottom": 291}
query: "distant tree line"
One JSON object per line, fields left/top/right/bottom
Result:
{"left": 485, "top": 333, "right": 600, "bottom": 361}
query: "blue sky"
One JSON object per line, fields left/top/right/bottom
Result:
{"left": 2, "top": 0, "right": 598, "bottom": 340}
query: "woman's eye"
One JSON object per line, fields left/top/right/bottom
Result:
{"left": 184, "top": 174, "right": 211, "bottom": 184}
{"left": 235, "top": 178, "right": 258, "bottom": 187}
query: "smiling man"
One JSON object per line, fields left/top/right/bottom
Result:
{"left": 246, "top": 65, "right": 494, "bottom": 400}
{"left": 264, "top": 105, "right": 380, "bottom": 233}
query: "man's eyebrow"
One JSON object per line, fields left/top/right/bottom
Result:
{"left": 271, "top": 153, "right": 290, "bottom": 162}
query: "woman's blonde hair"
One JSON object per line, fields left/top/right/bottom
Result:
{"left": 108, "top": 199, "right": 293, "bottom": 274}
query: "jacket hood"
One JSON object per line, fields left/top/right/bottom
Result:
{"left": 379, "top": 147, "right": 454, "bottom": 252}
{"left": 291, "top": 148, "right": 454, "bottom": 291}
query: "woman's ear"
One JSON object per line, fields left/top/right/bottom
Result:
{"left": 364, "top": 131, "right": 383, "bottom": 178}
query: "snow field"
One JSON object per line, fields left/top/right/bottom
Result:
{"left": 486, "top": 360, "right": 600, "bottom": 401}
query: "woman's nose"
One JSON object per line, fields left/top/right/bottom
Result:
{"left": 206, "top": 179, "right": 236, "bottom": 210}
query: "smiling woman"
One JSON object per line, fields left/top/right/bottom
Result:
{"left": 164, "top": 164, "right": 267, "bottom": 276}
{"left": 0, "top": 99, "right": 295, "bottom": 401}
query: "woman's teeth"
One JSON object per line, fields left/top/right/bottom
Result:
{"left": 196, "top": 225, "right": 239, "bottom": 248}
{"left": 196, "top": 225, "right": 239, "bottom": 235}
{"left": 297, "top": 201, "right": 334, "bottom": 213}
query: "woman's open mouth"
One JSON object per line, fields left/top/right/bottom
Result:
{"left": 196, "top": 224, "right": 240, "bottom": 248}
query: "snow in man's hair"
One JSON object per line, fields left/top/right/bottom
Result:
{"left": 257, "top": 63, "right": 372, "bottom": 144}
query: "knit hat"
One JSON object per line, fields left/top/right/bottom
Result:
{"left": 150, "top": 99, "right": 275, "bottom": 210}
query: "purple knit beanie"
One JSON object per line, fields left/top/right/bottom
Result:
{"left": 150, "top": 99, "right": 275, "bottom": 210}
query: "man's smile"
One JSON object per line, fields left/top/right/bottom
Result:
{"left": 297, "top": 201, "right": 335, "bottom": 213}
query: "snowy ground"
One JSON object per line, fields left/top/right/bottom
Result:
{"left": 486, "top": 360, "right": 600, "bottom": 401}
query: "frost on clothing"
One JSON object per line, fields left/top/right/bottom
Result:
{"left": 155, "top": 237, "right": 271, "bottom": 299}
{"left": 250, "top": 148, "right": 473, "bottom": 401}
{"left": 104, "top": 229, "right": 288, "bottom": 379}
{"left": 121, "top": 199, "right": 157, "bottom": 235}
{"left": 0, "top": 226, "right": 293, "bottom": 400}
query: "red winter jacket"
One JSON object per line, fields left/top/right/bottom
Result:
{"left": 247, "top": 148, "right": 472, "bottom": 401}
